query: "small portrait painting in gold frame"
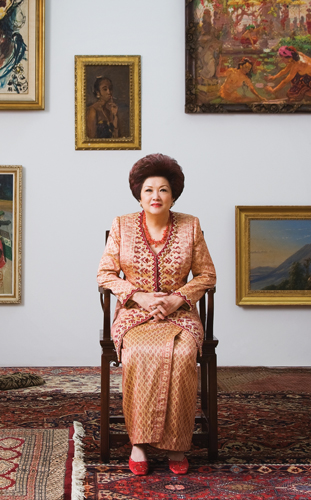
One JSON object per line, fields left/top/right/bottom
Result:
{"left": 75, "top": 55, "right": 141, "bottom": 150}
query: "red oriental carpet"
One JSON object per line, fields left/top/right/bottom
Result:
{"left": 0, "top": 425, "right": 85, "bottom": 500}
{"left": 1, "top": 367, "right": 311, "bottom": 499}
{"left": 84, "top": 464, "right": 311, "bottom": 499}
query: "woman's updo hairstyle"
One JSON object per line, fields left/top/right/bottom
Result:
{"left": 129, "top": 153, "right": 185, "bottom": 202}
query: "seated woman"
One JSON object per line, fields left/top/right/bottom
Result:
{"left": 97, "top": 154, "right": 216, "bottom": 475}
{"left": 265, "top": 46, "right": 311, "bottom": 101}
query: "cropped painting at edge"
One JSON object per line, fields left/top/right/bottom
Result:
{"left": 186, "top": 0, "right": 311, "bottom": 113}
{"left": 0, "top": 0, "right": 45, "bottom": 110}
{"left": 236, "top": 206, "right": 311, "bottom": 305}
{"left": 0, "top": 166, "right": 22, "bottom": 303}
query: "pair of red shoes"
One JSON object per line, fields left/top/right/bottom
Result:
{"left": 129, "top": 456, "right": 189, "bottom": 476}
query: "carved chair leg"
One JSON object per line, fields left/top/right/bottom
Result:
{"left": 100, "top": 354, "right": 110, "bottom": 462}
{"left": 208, "top": 353, "right": 218, "bottom": 460}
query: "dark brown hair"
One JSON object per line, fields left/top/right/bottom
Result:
{"left": 129, "top": 153, "right": 185, "bottom": 201}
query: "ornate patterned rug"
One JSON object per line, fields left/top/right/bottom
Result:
{"left": 1, "top": 366, "right": 311, "bottom": 394}
{"left": 1, "top": 391, "right": 311, "bottom": 466}
{"left": 84, "top": 464, "right": 311, "bottom": 499}
{"left": 0, "top": 424, "right": 85, "bottom": 500}
{"left": 1, "top": 368, "right": 311, "bottom": 499}
{"left": 217, "top": 366, "right": 311, "bottom": 392}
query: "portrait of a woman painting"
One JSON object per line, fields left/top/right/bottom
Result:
{"left": 97, "top": 154, "right": 216, "bottom": 475}
{"left": 85, "top": 65, "right": 130, "bottom": 140}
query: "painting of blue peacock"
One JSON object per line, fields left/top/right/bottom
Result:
{"left": 0, "top": 0, "right": 28, "bottom": 94}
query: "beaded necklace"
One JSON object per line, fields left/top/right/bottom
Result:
{"left": 142, "top": 211, "right": 170, "bottom": 247}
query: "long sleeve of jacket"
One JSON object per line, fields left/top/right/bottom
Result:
{"left": 97, "top": 217, "right": 142, "bottom": 306}
{"left": 172, "top": 217, "right": 216, "bottom": 309}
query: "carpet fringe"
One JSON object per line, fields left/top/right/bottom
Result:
{"left": 72, "top": 421, "right": 86, "bottom": 500}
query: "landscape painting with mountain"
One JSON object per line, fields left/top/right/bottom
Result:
{"left": 250, "top": 219, "right": 311, "bottom": 290}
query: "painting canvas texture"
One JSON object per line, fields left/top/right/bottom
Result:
{"left": 85, "top": 65, "right": 130, "bottom": 140}
{"left": 0, "top": 173, "right": 14, "bottom": 295}
{"left": 0, "top": 0, "right": 29, "bottom": 95}
{"left": 186, "top": 0, "right": 311, "bottom": 111}
{"left": 250, "top": 220, "right": 311, "bottom": 290}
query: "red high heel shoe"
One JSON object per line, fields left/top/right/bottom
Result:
{"left": 129, "top": 457, "right": 149, "bottom": 476}
{"left": 168, "top": 456, "right": 189, "bottom": 474}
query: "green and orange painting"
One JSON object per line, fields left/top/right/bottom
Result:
{"left": 250, "top": 220, "right": 311, "bottom": 290}
{"left": 189, "top": 0, "right": 311, "bottom": 106}
{"left": 0, "top": 173, "right": 13, "bottom": 295}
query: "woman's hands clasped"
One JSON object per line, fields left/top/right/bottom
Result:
{"left": 131, "top": 291, "right": 185, "bottom": 322}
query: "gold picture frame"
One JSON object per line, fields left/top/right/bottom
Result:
{"left": 75, "top": 55, "right": 141, "bottom": 150}
{"left": 0, "top": 0, "right": 45, "bottom": 110}
{"left": 0, "top": 166, "right": 22, "bottom": 304}
{"left": 236, "top": 206, "right": 311, "bottom": 306}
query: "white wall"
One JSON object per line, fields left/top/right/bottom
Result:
{"left": 1, "top": 0, "right": 310, "bottom": 367}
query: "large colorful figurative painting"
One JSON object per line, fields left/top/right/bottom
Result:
{"left": 186, "top": 0, "right": 311, "bottom": 112}
{"left": 236, "top": 206, "right": 311, "bottom": 305}
{"left": 0, "top": 166, "right": 22, "bottom": 304}
{"left": 0, "top": 0, "right": 44, "bottom": 110}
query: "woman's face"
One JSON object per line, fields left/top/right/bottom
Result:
{"left": 280, "top": 56, "right": 292, "bottom": 65}
{"left": 97, "top": 79, "right": 112, "bottom": 103}
{"left": 140, "top": 176, "right": 173, "bottom": 217}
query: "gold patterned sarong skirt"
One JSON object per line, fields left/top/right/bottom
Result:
{"left": 121, "top": 321, "right": 198, "bottom": 451}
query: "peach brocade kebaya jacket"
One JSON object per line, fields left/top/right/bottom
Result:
{"left": 97, "top": 211, "right": 216, "bottom": 360}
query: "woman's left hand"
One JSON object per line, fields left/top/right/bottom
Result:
{"left": 150, "top": 292, "right": 185, "bottom": 322}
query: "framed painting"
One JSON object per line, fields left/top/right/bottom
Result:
{"left": 236, "top": 206, "right": 311, "bottom": 305}
{"left": 0, "top": 0, "right": 45, "bottom": 110}
{"left": 186, "top": 0, "right": 311, "bottom": 113}
{"left": 75, "top": 55, "right": 141, "bottom": 150}
{"left": 0, "top": 166, "right": 22, "bottom": 304}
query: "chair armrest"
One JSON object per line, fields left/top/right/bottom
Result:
{"left": 199, "top": 287, "right": 216, "bottom": 341}
{"left": 99, "top": 286, "right": 112, "bottom": 340}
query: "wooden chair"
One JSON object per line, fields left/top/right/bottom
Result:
{"left": 99, "top": 233, "right": 218, "bottom": 462}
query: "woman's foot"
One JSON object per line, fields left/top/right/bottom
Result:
{"left": 167, "top": 451, "right": 185, "bottom": 461}
{"left": 130, "top": 444, "right": 148, "bottom": 462}
{"left": 167, "top": 452, "right": 189, "bottom": 474}
{"left": 129, "top": 445, "right": 149, "bottom": 476}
